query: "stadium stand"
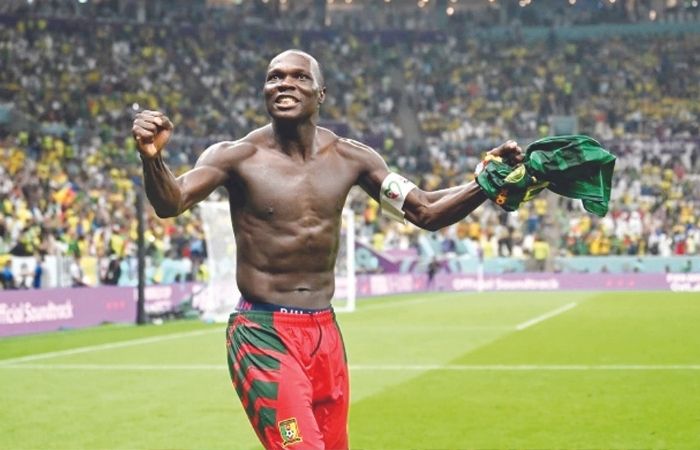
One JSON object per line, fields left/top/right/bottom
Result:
{"left": 0, "top": 4, "right": 698, "bottom": 288}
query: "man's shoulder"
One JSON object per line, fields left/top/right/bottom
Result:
{"left": 241, "top": 124, "right": 273, "bottom": 146}
{"left": 199, "top": 134, "right": 262, "bottom": 165}
{"left": 316, "top": 126, "right": 340, "bottom": 151}
{"left": 334, "top": 135, "right": 383, "bottom": 166}
{"left": 205, "top": 139, "right": 257, "bottom": 155}
{"left": 335, "top": 135, "right": 373, "bottom": 153}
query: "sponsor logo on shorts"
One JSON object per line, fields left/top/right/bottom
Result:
{"left": 279, "top": 307, "right": 306, "bottom": 314}
{"left": 278, "top": 417, "right": 302, "bottom": 447}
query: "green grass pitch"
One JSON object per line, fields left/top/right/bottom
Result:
{"left": 1, "top": 291, "right": 699, "bottom": 449}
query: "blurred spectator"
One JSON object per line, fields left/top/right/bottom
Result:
{"left": 17, "top": 262, "right": 32, "bottom": 289}
{"left": 32, "top": 254, "right": 45, "bottom": 289}
{"left": 102, "top": 255, "right": 122, "bottom": 285}
{"left": 1, "top": 260, "right": 16, "bottom": 289}
{"left": 427, "top": 257, "right": 439, "bottom": 289}
{"left": 69, "top": 255, "right": 88, "bottom": 287}
{"left": 532, "top": 234, "right": 550, "bottom": 272}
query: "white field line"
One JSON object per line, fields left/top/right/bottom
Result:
{"left": 0, "top": 363, "right": 222, "bottom": 371}
{"left": 1, "top": 363, "right": 699, "bottom": 371}
{"left": 516, "top": 302, "right": 578, "bottom": 331}
{"left": 351, "top": 364, "right": 700, "bottom": 371}
{"left": 348, "top": 325, "right": 513, "bottom": 331}
{"left": 0, "top": 328, "right": 220, "bottom": 366}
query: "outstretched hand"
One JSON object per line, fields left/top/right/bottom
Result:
{"left": 132, "top": 110, "right": 174, "bottom": 159}
{"left": 487, "top": 140, "right": 524, "bottom": 166}
{"left": 476, "top": 139, "right": 548, "bottom": 212}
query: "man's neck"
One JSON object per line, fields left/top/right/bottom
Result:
{"left": 272, "top": 119, "right": 317, "bottom": 160}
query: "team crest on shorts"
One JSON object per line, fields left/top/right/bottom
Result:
{"left": 278, "top": 417, "right": 302, "bottom": 447}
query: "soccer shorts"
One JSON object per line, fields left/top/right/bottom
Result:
{"left": 226, "top": 299, "right": 349, "bottom": 449}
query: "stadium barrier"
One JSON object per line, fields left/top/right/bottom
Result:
{"left": 417, "top": 272, "right": 700, "bottom": 294}
{"left": 3, "top": 273, "right": 698, "bottom": 337}
{"left": 2, "top": 254, "right": 698, "bottom": 290}
{"left": 0, "top": 283, "right": 201, "bottom": 338}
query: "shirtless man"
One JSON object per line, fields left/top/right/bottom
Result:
{"left": 132, "top": 49, "right": 523, "bottom": 450}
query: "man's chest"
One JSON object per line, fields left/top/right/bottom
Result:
{"left": 233, "top": 153, "right": 357, "bottom": 219}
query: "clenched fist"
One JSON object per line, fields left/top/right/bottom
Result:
{"left": 487, "top": 140, "right": 524, "bottom": 167}
{"left": 132, "top": 110, "right": 174, "bottom": 159}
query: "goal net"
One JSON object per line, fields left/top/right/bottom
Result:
{"left": 197, "top": 202, "right": 356, "bottom": 322}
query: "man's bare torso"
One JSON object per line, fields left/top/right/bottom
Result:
{"left": 133, "top": 50, "right": 511, "bottom": 312}
{"left": 221, "top": 125, "right": 369, "bottom": 308}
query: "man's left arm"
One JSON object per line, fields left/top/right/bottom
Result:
{"left": 355, "top": 140, "right": 524, "bottom": 232}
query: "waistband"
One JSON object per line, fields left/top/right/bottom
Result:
{"left": 236, "top": 297, "right": 333, "bottom": 314}
{"left": 230, "top": 298, "right": 336, "bottom": 326}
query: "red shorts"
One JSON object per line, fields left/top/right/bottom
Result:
{"left": 226, "top": 306, "right": 349, "bottom": 449}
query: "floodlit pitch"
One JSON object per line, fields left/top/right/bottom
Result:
{"left": 1, "top": 291, "right": 699, "bottom": 449}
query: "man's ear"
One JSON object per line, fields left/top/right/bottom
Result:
{"left": 318, "top": 87, "right": 327, "bottom": 105}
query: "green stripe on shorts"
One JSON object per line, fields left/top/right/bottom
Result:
{"left": 236, "top": 314, "right": 288, "bottom": 354}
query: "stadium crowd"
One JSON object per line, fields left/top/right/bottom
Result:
{"left": 0, "top": 12, "right": 698, "bottom": 287}
{"left": 7, "top": 0, "right": 700, "bottom": 30}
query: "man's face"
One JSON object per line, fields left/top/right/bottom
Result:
{"left": 264, "top": 52, "right": 325, "bottom": 122}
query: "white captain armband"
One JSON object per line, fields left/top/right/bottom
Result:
{"left": 379, "top": 172, "right": 417, "bottom": 223}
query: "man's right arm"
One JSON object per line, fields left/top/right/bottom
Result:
{"left": 140, "top": 147, "right": 230, "bottom": 218}
{"left": 133, "top": 110, "right": 233, "bottom": 218}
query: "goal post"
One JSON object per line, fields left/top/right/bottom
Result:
{"left": 197, "top": 202, "right": 356, "bottom": 320}
{"left": 331, "top": 208, "right": 357, "bottom": 313}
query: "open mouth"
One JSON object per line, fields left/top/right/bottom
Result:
{"left": 275, "top": 96, "right": 300, "bottom": 107}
